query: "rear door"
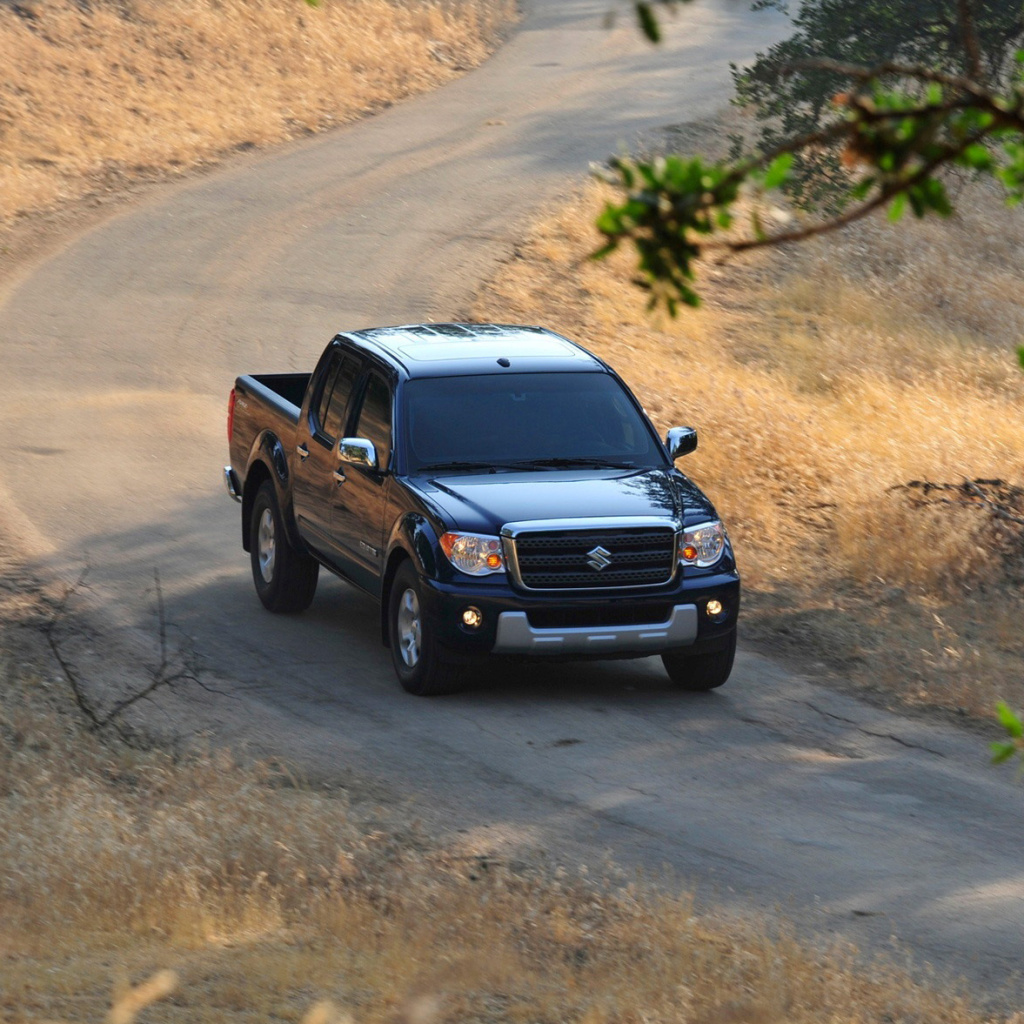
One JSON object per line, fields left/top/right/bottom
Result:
{"left": 292, "top": 347, "right": 362, "bottom": 567}
{"left": 330, "top": 368, "right": 394, "bottom": 595}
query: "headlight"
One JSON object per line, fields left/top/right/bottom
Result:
{"left": 440, "top": 532, "right": 505, "bottom": 576}
{"left": 679, "top": 521, "right": 725, "bottom": 568}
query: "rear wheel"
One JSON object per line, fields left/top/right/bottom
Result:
{"left": 389, "top": 562, "right": 465, "bottom": 696}
{"left": 250, "top": 481, "right": 319, "bottom": 613}
{"left": 662, "top": 630, "right": 736, "bottom": 691}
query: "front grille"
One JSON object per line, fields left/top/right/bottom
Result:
{"left": 508, "top": 527, "right": 677, "bottom": 590}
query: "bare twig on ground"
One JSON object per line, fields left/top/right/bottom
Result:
{"left": 43, "top": 566, "right": 220, "bottom": 742}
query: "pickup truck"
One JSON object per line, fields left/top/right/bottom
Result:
{"left": 225, "top": 323, "right": 740, "bottom": 695}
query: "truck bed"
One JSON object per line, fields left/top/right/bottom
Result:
{"left": 244, "top": 373, "right": 311, "bottom": 418}
{"left": 228, "top": 372, "right": 312, "bottom": 477}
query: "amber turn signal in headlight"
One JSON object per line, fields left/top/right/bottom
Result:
{"left": 678, "top": 521, "right": 726, "bottom": 568}
{"left": 440, "top": 532, "right": 506, "bottom": 576}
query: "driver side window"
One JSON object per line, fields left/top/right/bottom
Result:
{"left": 354, "top": 373, "right": 392, "bottom": 471}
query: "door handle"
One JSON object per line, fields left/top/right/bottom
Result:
{"left": 333, "top": 470, "right": 347, "bottom": 485}
{"left": 296, "top": 444, "right": 309, "bottom": 460}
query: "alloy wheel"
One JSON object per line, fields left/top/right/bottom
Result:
{"left": 396, "top": 588, "right": 422, "bottom": 667}
{"left": 257, "top": 507, "right": 276, "bottom": 583}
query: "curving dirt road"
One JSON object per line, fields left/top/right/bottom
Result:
{"left": 2, "top": 0, "right": 1023, "bottom": 1003}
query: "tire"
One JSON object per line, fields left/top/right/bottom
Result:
{"left": 388, "top": 562, "right": 466, "bottom": 696}
{"left": 250, "top": 481, "right": 319, "bottom": 613}
{"left": 662, "top": 629, "right": 736, "bottom": 691}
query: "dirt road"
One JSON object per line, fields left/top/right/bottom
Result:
{"left": 1, "top": 0, "right": 1022, "bottom": 1002}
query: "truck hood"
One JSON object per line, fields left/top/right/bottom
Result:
{"left": 410, "top": 467, "right": 718, "bottom": 534}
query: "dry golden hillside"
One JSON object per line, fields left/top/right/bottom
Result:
{"left": 1, "top": 0, "right": 513, "bottom": 225}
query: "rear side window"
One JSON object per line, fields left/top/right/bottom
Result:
{"left": 313, "top": 353, "right": 361, "bottom": 442}
{"left": 354, "top": 374, "right": 392, "bottom": 471}
{"left": 314, "top": 354, "right": 344, "bottom": 432}
{"left": 322, "top": 357, "right": 361, "bottom": 441}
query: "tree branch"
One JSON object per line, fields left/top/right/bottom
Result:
{"left": 956, "top": 0, "right": 984, "bottom": 82}
{"left": 794, "top": 58, "right": 1024, "bottom": 126}
{"left": 44, "top": 569, "right": 105, "bottom": 731}
{"left": 717, "top": 126, "right": 987, "bottom": 255}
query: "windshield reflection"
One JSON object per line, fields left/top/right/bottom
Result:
{"left": 402, "top": 372, "right": 667, "bottom": 472}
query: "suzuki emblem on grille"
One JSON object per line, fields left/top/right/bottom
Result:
{"left": 587, "top": 545, "right": 613, "bottom": 571}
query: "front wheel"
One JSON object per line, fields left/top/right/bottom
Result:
{"left": 388, "top": 562, "right": 465, "bottom": 696}
{"left": 250, "top": 481, "right": 319, "bottom": 613}
{"left": 662, "top": 630, "right": 736, "bottom": 691}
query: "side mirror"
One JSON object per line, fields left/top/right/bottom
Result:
{"left": 338, "top": 437, "right": 378, "bottom": 471}
{"left": 666, "top": 426, "right": 698, "bottom": 460}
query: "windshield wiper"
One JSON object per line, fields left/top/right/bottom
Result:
{"left": 507, "top": 457, "right": 641, "bottom": 470}
{"left": 419, "top": 460, "right": 502, "bottom": 473}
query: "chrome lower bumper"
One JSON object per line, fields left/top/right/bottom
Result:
{"left": 492, "top": 605, "right": 698, "bottom": 655}
{"left": 224, "top": 465, "right": 242, "bottom": 503}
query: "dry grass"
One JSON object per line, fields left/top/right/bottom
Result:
{"left": 1, "top": 0, "right": 515, "bottom": 223}
{"left": 0, "top": 659, "right": 1011, "bottom": 1024}
{"left": 474, "top": 176, "right": 1024, "bottom": 716}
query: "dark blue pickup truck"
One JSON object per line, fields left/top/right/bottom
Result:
{"left": 225, "top": 323, "right": 739, "bottom": 695}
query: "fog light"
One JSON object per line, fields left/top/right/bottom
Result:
{"left": 706, "top": 599, "right": 724, "bottom": 618}
{"left": 462, "top": 606, "right": 483, "bottom": 630}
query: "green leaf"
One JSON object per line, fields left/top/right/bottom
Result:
{"left": 996, "top": 701, "right": 1023, "bottom": 738}
{"left": 763, "top": 152, "right": 794, "bottom": 190}
{"left": 961, "top": 143, "right": 994, "bottom": 170}
{"left": 635, "top": 2, "right": 661, "bottom": 43}
{"left": 850, "top": 179, "right": 874, "bottom": 202}
{"left": 1017, "top": 346, "right": 1024, "bottom": 370}
{"left": 923, "top": 178, "right": 952, "bottom": 216}
{"left": 990, "top": 742, "right": 1017, "bottom": 765}
{"left": 887, "top": 192, "right": 907, "bottom": 222}
{"left": 595, "top": 205, "right": 624, "bottom": 234}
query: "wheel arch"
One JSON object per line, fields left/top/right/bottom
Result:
{"left": 241, "top": 460, "right": 272, "bottom": 552}
{"left": 242, "top": 428, "right": 304, "bottom": 553}
{"left": 380, "top": 512, "right": 442, "bottom": 646}
{"left": 379, "top": 547, "right": 411, "bottom": 647}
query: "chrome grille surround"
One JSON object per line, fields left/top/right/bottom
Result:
{"left": 501, "top": 517, "right": 681, "bottom": 591}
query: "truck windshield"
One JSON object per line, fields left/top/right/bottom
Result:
{"left": 402, "top": 372, "right": 667, "bottom": 473}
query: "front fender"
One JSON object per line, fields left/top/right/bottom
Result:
{"left": 386, "top": 512, "right": 441, "bottom": 579}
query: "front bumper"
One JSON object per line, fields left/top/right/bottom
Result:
{"left": 418, "top": 570, "right": 739, "bottom": 659}
{"left": 493, "top": 604, "right": 698, "bottom": 654}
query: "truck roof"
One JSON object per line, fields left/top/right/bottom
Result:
{"left": 341, "top": 323, "right": 606, "bottom": 378}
